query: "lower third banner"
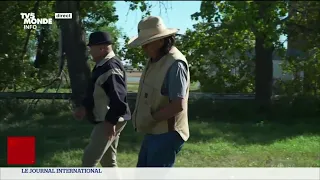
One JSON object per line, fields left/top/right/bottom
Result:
{"left": 0, "top": 168, "right": 319, "bottom": 180}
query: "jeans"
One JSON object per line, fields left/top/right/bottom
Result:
{"left": 136, "top": 131, "right": 185, "bottom": 167}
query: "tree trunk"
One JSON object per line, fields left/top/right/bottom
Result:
{"left": 255, "top": 37, "right": 273, "bottom": 112}
{"left": 254, "top": 2, "right": 274, "bottom": 113}
{"left": 34, "top": 26, "right": 48, "bottom": 69}
{"left": 56, "top": 1, "right": 91, "bottom": 107}
{"left": 303, "top": 71, "right": 312, "bottom": 95}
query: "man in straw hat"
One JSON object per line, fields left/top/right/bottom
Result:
{"left": 127, "top": 16, "right": 190, "bottom": 167}
{"left": 73, "top": 31, "right": 131, "bottom": 167}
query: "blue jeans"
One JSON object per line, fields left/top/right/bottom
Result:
{"left": 136, "top": 131, "right": 185, "bottom": 167}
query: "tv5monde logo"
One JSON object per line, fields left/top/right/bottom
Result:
{"left": 20, "top": 13, "right": 72, "bottom": 30}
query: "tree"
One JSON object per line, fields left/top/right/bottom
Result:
{"left": 284, "top": 1, "right": 320, "bottom": 96}
{"left": 55, "top": 1, "right": 148, "bottom": 106}
{"left": 55, "top": 1, "right": 91, "bottom": 106}
{"left": 119, "top": 35, "right": 147, "bottom": 67}
{"left": 0, "top": 0, "right": 141, "bottom": 96}
{"left": 0, "top": 1, "right": 43, "bottom": 92}
{"left": 187, "top": 1, "right": 291, "bottom": 111}
{"left": 119, "top": 1, "right": 172, "bottom": 67}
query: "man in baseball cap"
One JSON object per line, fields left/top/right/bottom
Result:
{"left": 73, "top": 31, "right": 131, "bottom": 167}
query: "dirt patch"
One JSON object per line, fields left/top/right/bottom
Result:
{"left": 126, "top": 71, "right": 142, "bottom": 77}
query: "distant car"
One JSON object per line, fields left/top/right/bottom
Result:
{"left": 124, "top": 65, "right": 134, "bottom": 73}
{"left": 137, "top": 65, "right": 143, "bottom": 72}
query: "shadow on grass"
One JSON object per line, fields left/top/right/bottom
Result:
{"left": 0, "top": 99, "right": 319, "bottom": 166}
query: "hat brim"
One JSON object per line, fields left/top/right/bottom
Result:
{"left": 87, "top": 40, "right": 113, "bottom": 46}
{"left": 127, "top": 28, "right": 179, "bottom": 48}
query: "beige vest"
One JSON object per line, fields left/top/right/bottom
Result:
{"left": 132, "top": 47, "right": 190, "bottom": 141}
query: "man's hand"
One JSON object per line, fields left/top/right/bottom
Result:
{"left": 105, "top": 121, "right": 116, "bottom": 140}
{"left": 73, "top": 106, "right": 86, "bottom": 121}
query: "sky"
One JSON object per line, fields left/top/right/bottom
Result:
{"left": 114, "top": 1, "right": 201, "bottom": 47}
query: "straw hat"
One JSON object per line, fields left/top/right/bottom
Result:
{"left": 127, "top": 16, "right": 179, "bottom": 48}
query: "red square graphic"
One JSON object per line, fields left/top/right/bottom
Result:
{"left": 7, "top": 136, "right": 36, "bottom": 165}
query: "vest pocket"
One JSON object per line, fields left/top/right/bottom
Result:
{"left": 141, "top": 83, "right": 154, "bottom": 106}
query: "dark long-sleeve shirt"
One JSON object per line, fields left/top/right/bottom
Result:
{"left": 82, "top": 53, "right": 131, "bottom": 125}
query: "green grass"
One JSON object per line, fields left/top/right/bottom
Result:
{"left": 0, "top": 100, "right": 319, "bottom": 167}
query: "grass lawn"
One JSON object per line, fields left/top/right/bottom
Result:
{"left": 0, "top": 101, "right": 319, "bottom": 167}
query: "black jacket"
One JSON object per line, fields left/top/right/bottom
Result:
{"left": 82, "top": 56, "right": 131, "bottom": 124}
